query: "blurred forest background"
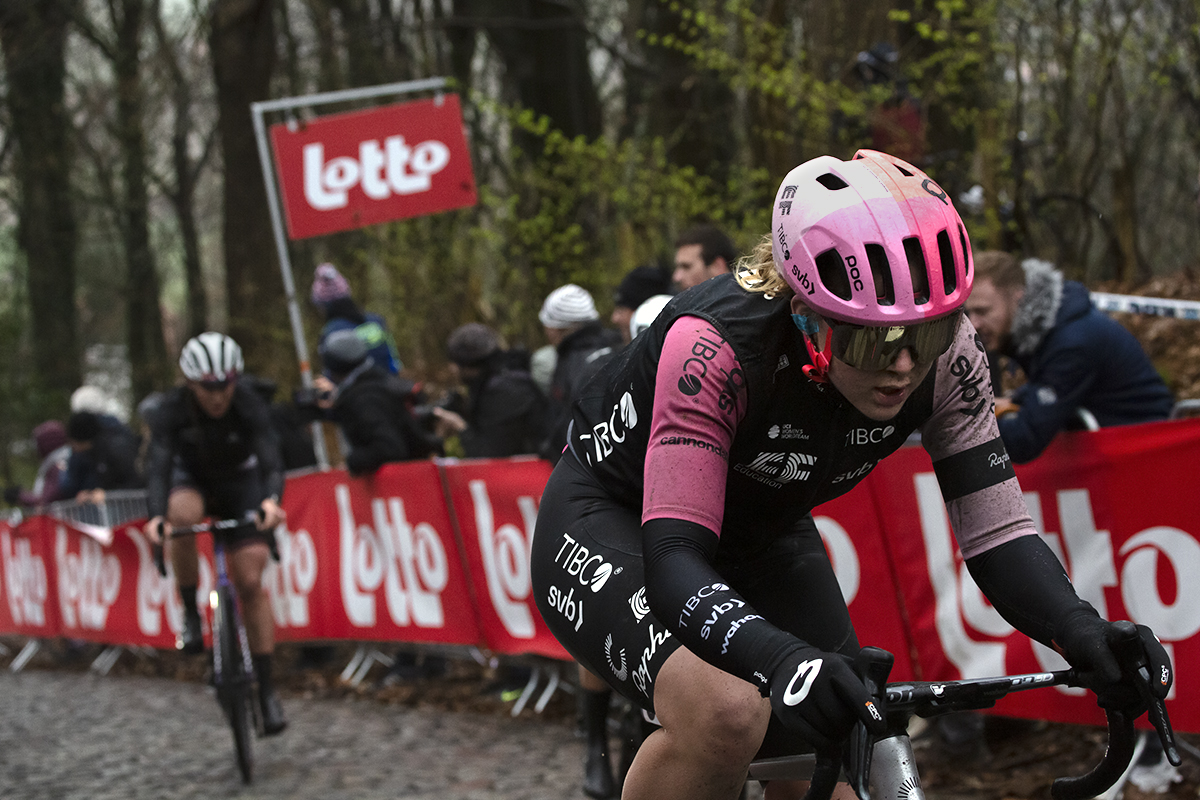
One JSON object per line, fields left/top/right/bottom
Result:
{"left": 1, "top": 0, "right": 1199, "bottom": 482}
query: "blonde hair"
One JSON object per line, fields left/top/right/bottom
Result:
{"left": 734, "top": 235, "right": 793, "bottom": 299}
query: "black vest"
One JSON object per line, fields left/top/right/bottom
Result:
{"left": 569, "top": 274, "right": 939, "bottom": 552}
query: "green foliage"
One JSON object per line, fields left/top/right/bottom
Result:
{"left": 357, "top": 94, "right": 774, "bottom": 389}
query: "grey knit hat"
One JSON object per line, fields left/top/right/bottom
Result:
{"left": 539, "top": 284, "right": 599, "bottom": 328}
{"left": 447, "top": 323, "right": 500, "bottom": 366}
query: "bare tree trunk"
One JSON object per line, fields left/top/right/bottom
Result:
{"left": 0, "top": 0, "right": 80, "bottom": 407}
{"left": 450, "top": 0, "right": 602, "bottom": 142}
{"left": 150, "top": 0, "right": 213, "bottom": 340}
{"left": 111, "top": 0, "right": 171, "bottom": 404}
{"left": 210, "top": 0, "right": 286, "bottom": 380}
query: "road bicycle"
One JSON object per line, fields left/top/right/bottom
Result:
{"left": 155, "top": 512, "right": 262, "bottom": 784}
{"left": 747, "top": 621, "right": 1180, "bottom": 800}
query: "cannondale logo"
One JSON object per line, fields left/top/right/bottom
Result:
{"left": 782, "top": 658, "right": 823, "bottom": 706}
{"left": 605, "top": 633, "right": 628, "bottom": 681}
{"left": 629, "top": 587, "right": 650, "bottom": 622}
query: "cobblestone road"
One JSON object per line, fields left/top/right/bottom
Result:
{"left": 0, "top": 667, "right": 599, "bottom": 800}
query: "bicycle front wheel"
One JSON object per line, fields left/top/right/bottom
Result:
{"left": 212, "top": 585, "right": 254, "bottom": 784}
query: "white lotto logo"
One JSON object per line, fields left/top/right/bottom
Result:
{"left": 915, "top": 475, "right": 1193, "bottom": 695}
{"left": 266, "top": 527, "right": 318, "bottom": 628}
{"left": 55, "top": 526, "right": 120, "bottom": 631}
{"left": 304, "top": 136, "right": 451, "bottom": 210}
{"left": 469, "top": 479, "right": 540, "bottom": 640}
{"left": 2, "top": 531, "right": 49, "bottom": 627}
{"left": 337, "top": 485, "right": 449, "bottom": 629}
{"left": 129, "top": 526, "right": 214, "bottom": 638}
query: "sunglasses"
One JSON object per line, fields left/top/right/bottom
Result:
{"left": 798, "top": 310, "right": 962, "bottom": 371}
{"left": 196, "top": 378, "right": 235, "bottom": 392}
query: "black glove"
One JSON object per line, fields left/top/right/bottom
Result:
{"left": 3, "top": 485, "right": 21, "bottom": 505}
{"left": 768, "top": 645, "right": 886, "bottom": 749}
{"left": 1055, "top": 612, "right": 1172, "bottom": 714}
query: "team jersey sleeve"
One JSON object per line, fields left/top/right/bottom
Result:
{"left": 919, "top": 315, "right": 1040, "bottom": 559}
{"left": 642, "top": 316, "right": 747, "bottom": 534}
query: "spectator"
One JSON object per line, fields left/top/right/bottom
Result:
{"left": 529, "top": 344, "right": 557, "bottom": 396}
{"left": 58, "top": 410, "right": 144, "bottom": 502}
{"left": 611, "top": 263, "right": 673, "bottom": 346}
{"left": 965, "top": 251, "right": 1173, "bottom": 463}
{"left": 955, "top": 251, "right": 1177, "bottom": 769}
{"left": 672, "top": 224, "right": 737, "bottom": 290}
{"left": 311, "top": 262, "right": 404, "bottom": 376}
{"left": 71, "top": 384, "right": 127, "bottom": 422}
{"left": 628, "top": 294, "right": 674, "bottom": 342}
{"left": 312, "top": 329, "right": 436, "bottom": 476}
{"left": 4, "top": 421, "right": 71, "bottom": 507}
{"left": 537, "top": 284, "right": 621, "bottom": 464}
{"left": 241, "top": 374, "right": 318, "bottom": 471}
{"left": 432, "top": 323, "right": 547, "bottom": 458}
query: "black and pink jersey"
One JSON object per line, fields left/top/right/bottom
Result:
{"left": 568, "top": 274, "right": 1036, "bottom": 560}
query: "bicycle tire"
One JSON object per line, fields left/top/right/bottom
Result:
{"left": 212, "top": 585, "right": 255, "bottom": 784}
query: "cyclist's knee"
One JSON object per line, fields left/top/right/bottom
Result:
{"left": 167, "top": 488, "right": 204, "bottom": 525}
{"left": 655, "top": 652, "right": 770, "bottom": 762}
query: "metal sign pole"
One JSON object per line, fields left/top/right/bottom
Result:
{"left": 250, "top": 77, "right": 449, "bottom": 470}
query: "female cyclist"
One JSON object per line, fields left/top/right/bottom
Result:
{"left": 529, "top": 150, "right": 1171, "bottom": 800}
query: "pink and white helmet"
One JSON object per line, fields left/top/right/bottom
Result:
{"left": 771, "top": 149, "right": 972, "bottom": 326}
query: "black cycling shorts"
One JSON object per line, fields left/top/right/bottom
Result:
{"left": 531, "top": 452, "right": 858, "bottom": 730}
{"left": 169, "top": 458, "right": 272, "bottom": 550}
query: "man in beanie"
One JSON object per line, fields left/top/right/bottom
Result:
{"left": 311, "top": 329, "right": 436, "bottom": 476}
{"left": 611, "top": 263, "right": 673, "bottom": 345}
{"left": 311, "top": 262, "right": 404, "bottom": 375}
{"left": 58, "top": 410, "right": 144, "bottom": 502}
{"left": 538, "top": 284, "right": 621, "bottom": 465}
{"left": 432, "top": 323, "right": 546, "bottom": 458}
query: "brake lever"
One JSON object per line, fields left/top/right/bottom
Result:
{"left": 842, "top": 647, "right": 895, "bottom": 800}
{"left": 1108, "top": 620, "right": 1181, "bottom": 766}
{"left": 153, "top": 520, "right": 167, "bottom": 577}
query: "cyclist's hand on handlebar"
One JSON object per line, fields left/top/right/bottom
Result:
{"left": 1056, "top": 614, "right": 1172, "bottom": 714}
{"left": 257, "top": 498, "right": 285, "bottom": 531}
{"left": 768, "top": 645, "right": 886, "bottom": 749}
{"left": 144, "top": 516, "right": 170, "bottom": 545}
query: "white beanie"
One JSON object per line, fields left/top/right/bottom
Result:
{"left": 539, "top": 284, "right": 599, "bottom": 328}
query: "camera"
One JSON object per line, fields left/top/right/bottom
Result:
{"left": 293, "top": 386, "right": 333, "bottom": 410}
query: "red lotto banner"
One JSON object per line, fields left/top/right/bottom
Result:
{"left": 270, "top": 94, "right": 477, "bottom": 239}
{"left": 2, "top": 423, "right": 1198, "bottom": 732}
{"left": 277, "top": 464, "right": 480, "bottom": 645}
{"left": 864, "top": 418, "right": 1200, "bottom": 727}
{"left": 438, "top": 458, "right": 567, "bottom": 660}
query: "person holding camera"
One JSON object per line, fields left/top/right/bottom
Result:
{"left": 431, "top": 323, "right": 547, "bottom": 458}
{"left": 311, "top": 329, "right": 438, "bottom": 476}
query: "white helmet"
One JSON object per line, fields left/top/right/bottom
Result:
{"left": 630, "top": 294, "right": 674, "bottom": 340}
{"left": 179, "top": 332, "right": 243, "bottom": 383}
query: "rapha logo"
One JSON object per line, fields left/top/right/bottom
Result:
{"left": 605, "top": 633, "right": 628, "bottom": 681}
{"left": 733, "top": 452, "right": 816, "bottom": 487}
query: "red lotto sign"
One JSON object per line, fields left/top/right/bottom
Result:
{"left": 270, "top": 95, "right": 477, "bottom": 239}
